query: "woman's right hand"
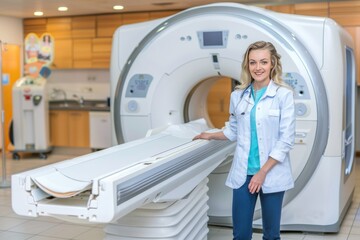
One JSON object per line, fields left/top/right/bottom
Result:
{"left": 193, "top": 131, "right": 228, "bottom": 141}
{"left": 192, "top": 132, "right": 213, "bottom": 141}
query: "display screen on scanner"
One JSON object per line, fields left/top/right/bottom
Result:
{"left": 203, "top": 31, "right": 223, "bottom": 46}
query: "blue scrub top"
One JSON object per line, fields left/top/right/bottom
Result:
{"left": 247, "top": 85, "right": 267, "bottom": 175}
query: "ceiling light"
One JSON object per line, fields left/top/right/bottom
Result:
{"left": 58, "top": 7, "right": 68, "bottom": 12}
{"left": 34, "top": 11, "right": 43, "bottom": 16}
{"left": 113, "top": 5, "right": 124, "bottom": 10}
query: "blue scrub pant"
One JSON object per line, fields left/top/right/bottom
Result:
{"left": 232, "top": 175, "right": 285, "bottom": 240}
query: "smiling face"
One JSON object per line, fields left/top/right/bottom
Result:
{"left": 248, "top": 49, "right": 273, "bottom": 89}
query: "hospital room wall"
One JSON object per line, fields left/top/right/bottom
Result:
{"left": 0, "top": 16, "right": 23, "bottom": 45}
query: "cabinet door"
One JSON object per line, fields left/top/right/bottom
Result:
{"left": 53, "top": 39, "right": 73, "bottom": 69}
{"left": 329, "top": 1, "right": 360, "bottom": 26}
{"left": 294, "top": 2, "right": 328, "bottom": 16}
{"left": 46, "top": 17, "right": 72, "bottom": 39}
{"left": 92, "top": 38, "right": 112, "bottom": 68}
{"left": 24, "top": 18, "right": 47, "bottom": 36}
{"left": 49, "top": 110, "right": 69, "bottom": 146}
{"left": 96, "top": 14, "right": 122, "bottom": 37}
{"left": 72, "top": 16, "right": 96, "bottom": 38}
{"left": 122, "top": 12, "right": 150, "bottom": 25}
{"left": 68, "top": 111, "right": 90, "bottom": 147}
{"left": 265, "top": 5, "right": 294, "bottom": 13}
{"left": 73, "top": 38, "right": 92, "bottom": 68}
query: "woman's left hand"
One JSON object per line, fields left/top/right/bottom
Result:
{"left": 248, "top": 170, "right": 266, "bottom": 194}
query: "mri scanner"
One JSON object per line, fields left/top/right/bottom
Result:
{"left": 12, "top": 3, "right": 356, "bottom": 239}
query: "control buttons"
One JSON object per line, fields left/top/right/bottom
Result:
{"left": 125, "top": 74, "right": 153, "bottom": 98}
{"left": 33, "top": 95, "right": 42, "bottom": 106}
{"left": 127, "top": 100, "right": 138, "bottom": 112}
{"left": 180, "top": 36, "right": 192, "bottom": 41}
{"left": 235, "top": 34, "right": 248, "bottom": 39}
{"left": 295, "top": 103, "right": 307, "bottom": 116}
{"left": 283, "top": 72, "right": 310, "bottom": 100}
{"left": 295, "top": 132, "right": 307, "bottom": 144}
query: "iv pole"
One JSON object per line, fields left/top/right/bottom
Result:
{"left": 0, "top": 40, "right": 10, "bottom": 188}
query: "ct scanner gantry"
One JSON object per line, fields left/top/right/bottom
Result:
{"left": 110, "top": 1, "right": 356, "bottom": 233}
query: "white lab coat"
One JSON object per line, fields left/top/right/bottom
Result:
{"left": 223, "top": 80, "right": 295, "bottom": 193}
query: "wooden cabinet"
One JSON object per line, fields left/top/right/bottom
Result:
{"left": 46, "top": 17, "right": 72, "bottom": 39}
{"left": 92, "top": 38, "right": 112, "bottom": 68}
{"left": 329, "top": 1, "right": 360, "bottom": 26}
{"left": 24, "top": 18, "right": 47, "bottom": 36}
{"left": 49, "top": 110, "right": 69, "bottom": 146}
{"left": 123, "top": 12, "right": 150, "bottom": 25}
{"left": 266, "top": 2, "right": 328, "bottom": 16}
{"left": 68, "top": 111, "right": 90, "bottom": 147}
{"left": 72, "top": 16, "right": 96, "bottom": 38}
{"left": 96, "top": 14, "right": 123, "bottom": 38}
{"left": 265, "top": 5, "right": 294, "bottom": 14}
{"left": 49, "top": 110, "right": 89, "bottom": 147}
{"left": 293, "top": 2, "right": 328, "bottom": 17}
{"left": 24, "top": 10, "right": 180, "bottom": 69}
{"left": 266, "top": 1, "right": 360, "bottom": 85}
{"left": 72, "top": 38, "right": 112, "bottom": 69}
{"left": 73, "top": 38, "right": 92, "bottom": 68}
{"left": 53, "top": 39, "right": 73, "bottom": 69}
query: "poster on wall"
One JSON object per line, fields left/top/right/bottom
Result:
{"left": 2, "top": 73, "right": 9, "bottom": 85}
{"left": 24, "top": 33, "right": 54, "bottom": 78}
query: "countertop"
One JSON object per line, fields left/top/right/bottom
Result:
{"left": 49, "top": 100, "right": 110, "bottom": 112}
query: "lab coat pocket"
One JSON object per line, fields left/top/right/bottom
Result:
{"left": 268, "top": 109, "right": 280, "bottom": 132}
{"left": 268, "top": 109, "right": 280, "bottom": 117}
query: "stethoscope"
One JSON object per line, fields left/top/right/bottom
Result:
{"left": 231, "top": 83, "right": 280, "bottom": 117}
{"left": 231, "top": 84, "right": 252, "bottom": 117}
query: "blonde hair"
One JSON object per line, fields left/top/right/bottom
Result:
{"left": 236, "top": 41, "right": 286, "bottom": 89}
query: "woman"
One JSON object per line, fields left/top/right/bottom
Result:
{"left": 193, "top": 41, "right": 295, "bottom": 240}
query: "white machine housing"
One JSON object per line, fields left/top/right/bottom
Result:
{"left": 12, "top": 77, "right": 50, "bottom": 153}
{"left": 12, "top": 120, "right": 236, "bottom": 225}
{"left": 110, "top": 3, "right": 356, "bottom": 232}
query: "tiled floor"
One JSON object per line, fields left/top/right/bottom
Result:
{"left": 0, "top": 148, "right": 359, "bottom": 240}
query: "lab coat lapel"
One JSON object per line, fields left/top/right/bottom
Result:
{"left": 263, "top": 80, "right": 278, "bottom": 98}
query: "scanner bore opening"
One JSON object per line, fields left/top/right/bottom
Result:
{"left": 184, "top": 76, "right": 238, "bottom": 129}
